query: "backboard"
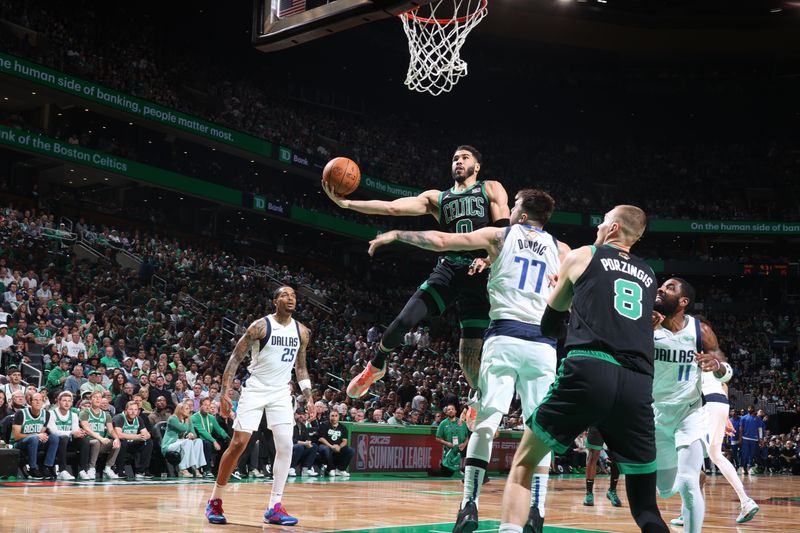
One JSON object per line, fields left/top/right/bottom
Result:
{"left": 253, "top": 0, "right": 432, "bottom": 52}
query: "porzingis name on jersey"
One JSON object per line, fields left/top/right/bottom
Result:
{"left": 599, "top": 257, "right": 654, "bottom": 287}
{"left": 654, "top": 347, "right": 696, "bottom": 364}
{"left": 270, "top": 335, "right": 299, "bottom": 348}
{"left": 441, "top": 195, "right": 485, "bottom": 225}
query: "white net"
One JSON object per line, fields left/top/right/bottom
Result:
{"left": 399, "top": 0, "right": 488, "bottom": 96}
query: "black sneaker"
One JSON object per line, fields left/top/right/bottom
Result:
{"left": 523, "top": 505, "right": 544, "bottom": 533}
{"left": 44, "top": 466, "right": 57, "bottom": 480}
{"left": 452, "top": 500, "right": 478, "bottom": 533}
{"left": 28, "top": 467, "right": 45, "bottom": 480}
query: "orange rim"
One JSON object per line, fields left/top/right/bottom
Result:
{"left": 402, "top": 0, "right": 487, "bottom": 25}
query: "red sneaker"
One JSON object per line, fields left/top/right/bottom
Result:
{"left": 346, "top": 361, "right": 386, "bottom": 398}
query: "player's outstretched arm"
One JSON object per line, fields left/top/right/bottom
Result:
{"left": 368, "top": 227, "right": 505, "bottom": 258}
{"left": 220, "top": 319, "right": 266, "bottom": 416}
{"left": 294, "top": 323, "right": 316, "bottom": 419}
{"left": 322, "top": 181, "right": 440, "bottom": 218}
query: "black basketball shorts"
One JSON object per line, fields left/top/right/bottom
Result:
{"left": 528, "top": 350, "right": 657, "bottom": 475}
{"left": 418, "top": 257, "right": 490, "bottom": 336}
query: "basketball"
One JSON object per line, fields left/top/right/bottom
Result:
{"left": 323, "top": 157, "right": 361, "bottom": 196}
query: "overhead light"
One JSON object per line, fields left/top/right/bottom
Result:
{"left": 104, "top": 178, "right": 109, "bottom": 181}
{"left": 31, "top": 91, "right": 36, "bottom": 95}
{"left": 84, "top": 108, "right": 89, "bottom": 112}
{"left": 128, "top": 122, "right": 133, "bottom": 125}
{"left": 2, "top": 97, "right": 7, "bottom": 100}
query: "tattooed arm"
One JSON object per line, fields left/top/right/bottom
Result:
{"left": 219, "top": 318, "right": 266, "bottom": 418}
{"left": 368, "top": 227, "right": 506, "bottom": 260}
{"left": 293, "top": 323, "right": 316, "bottom": 419}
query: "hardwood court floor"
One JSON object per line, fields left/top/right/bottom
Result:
{"left": 0, "top": 472, "right": 796, "bottom": 532}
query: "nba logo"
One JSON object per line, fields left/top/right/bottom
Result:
{"left": 356, "top": 434, "right": 367, "bottom": 470}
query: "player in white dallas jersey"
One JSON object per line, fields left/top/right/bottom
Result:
{"left": 652, "top": 278, "right": 731, "bottom": 533}
{"left": 368, "top": 189, "right": 570, "bottom": 533}
{"left": 205, "top": 286, "right": 315, "bottom": 527}
{"left": 700, "top": 370, "right": 759, "bottom": 524}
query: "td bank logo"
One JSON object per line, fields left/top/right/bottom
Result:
{"left": 279, "top": 147, "right": 292, "bottom": 163}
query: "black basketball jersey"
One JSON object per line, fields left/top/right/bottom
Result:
{"left": 438, "top": 182, "right": 492, "bottom": 263}
{"left": 565, "top": 244, "right": 657, "bottom": 376}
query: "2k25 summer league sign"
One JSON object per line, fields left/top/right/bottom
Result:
{"left": 352, "top": 432, "right": 443, "bottom": 472}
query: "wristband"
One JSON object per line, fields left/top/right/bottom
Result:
{"left": 298, "top": 379, "right": 312, "bottom": 393}
{"left": 715, "top": 362, "right": 733, "bottom": 384}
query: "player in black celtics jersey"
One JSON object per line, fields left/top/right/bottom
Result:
{"left": 322, "top": 146, "right": 509, "bottom": 399}
{"left": 497, "top": 206, "right": 669, "bottom": 533}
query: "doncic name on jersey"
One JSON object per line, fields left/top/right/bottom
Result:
{"left": 598, "top": 254, "right": 654, "bottom": 287}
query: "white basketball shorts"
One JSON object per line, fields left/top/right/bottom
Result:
{"left": 234, "top": 383, "right": 293, "bottom": 432}
{"left": 476, "top": 334, "right": 557, "bottom": 424}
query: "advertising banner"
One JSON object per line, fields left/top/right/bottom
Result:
{"left": 352, "top": 431, "right": 443, "bottom": 472}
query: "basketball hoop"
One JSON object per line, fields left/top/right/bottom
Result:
{"left": 399, "top": 0, "right": 488, "bottom": 96}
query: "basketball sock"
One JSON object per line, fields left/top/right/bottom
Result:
{"left": 462, "top": 462, "right": 487, "bottom": 508}
{"left": 626, "top": 473, "right": 669, "bottom": 533}
{"left": 461, "top": 412, "right": 500, "bottom": 509}
{"left": 371, "top": 344, "right": 392, "bottom": 370}
{"left": 586, "top": 479, "right": 594, "bottom": 494}
{"left": 498, "top": 524, "right": 523, "bottom": 533}
{"left": 609, "top": 462, "right": 620, "bottom": 491}
{"left": 531, "top": 473, "right": 548, "bottom": 517}
{"left": 211, "top": 482, "right": 227, "bottom": 501}
{"left": 269, "top": 424, "right": 294, "bottom": 509}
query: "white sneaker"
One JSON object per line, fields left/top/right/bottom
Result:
{"left": 302, "top": 467, "right": 319, "bottom": 477}
{"left": 252, "top": 469, "right": 264, "bottom": 478}
{"left": 87, "top": 467, "right": 97, "bottom": 479}
{"left": 78, "top": 470, "right": 92, "bottom": 480}
{"left": 736, "top": 498, "right": 759, "bottom": 524}
{"left": 670, "top": 516, "right": 684, "bottom": 526}
{"left": 288, "top": 468, "right": 297, "bottom": 477}
{"left": 328, "top": 469, "right": 337, "bottom": 477}
{"left": 57, "top": 470, "right": 75, "bottom": 480}
{"left": 104, "top": 466, "right": 119, "bottom": 479}
{"left": 337, "top": 469, "right": 350, "bottom": 477}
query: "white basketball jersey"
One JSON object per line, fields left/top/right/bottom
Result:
{"left": 701, "top": 370, "right": 725, "bottom": 396}
{"left": 246, "top": 314, "right": 300, "bottom": 390}
{"left": 487, "top": 224, "right": 561, "bottom": 324}
{"left": 652, "top": 315, "right": 703, "bottom": 406}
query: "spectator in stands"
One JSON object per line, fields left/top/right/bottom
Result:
{"left": 435, "top": 404, "right": 468, "bottom": 476}
{"left": 109, "top": 372, "right": 128, "bottom": 401}
{"left": 317, "top": 410, "right": 352, "bottom": 477}
{"left": 369, "top": 408, "right": 385, "bottom": 424}
{"left": 137, "top": 387, "right": 153, "bottom": 413}
{"left": 387, "top": 407, "right": 408, "bottom": 426}
{"left": 113, "top": 400, "right": 154, "bottom": 480}
{"left": 171, "top": 379, "right": 189, "bottom": 405}
{"left": 100, "top": 346, "right": 120, "bottom": 370}
{"left": 314, "top": 400, "right": 329, "bottom": 423}
{"left": 0, "top": 390, "right": 7, "bottom": 419}
{"left": 3, "top": 366, "right": 25, "bottom": 400}
{"left": 780, "top": 440, "right": 799, "bottom": 474}
{"left": 45, "top": 356, "right": 71, "bottom": 396}
{"left": 289, "top": 408, "right": 319, "bottom": 477}
{"left": 80, "top": 390, "right": 121, "bottom": 480}
{"left": 114, "top": 382, "right": 136, "bottom": 414}
{"left": 80, "top": 370, "right": 105, "bottom": 397}
{"left": 9, "top": 390, "right": 26, "bottom": 413}
{"left": 191, "top": 397, "right": 229, "bottom": 476}
{"left": 162, "top": 400, "right": 206, "bottom": 477}
{"left": 48, "top": 391, "right": 89, "bottom": 480}
{"left": 149, "top": 375, "right": 173, "bottom": 409}
{"left": 188, "top": 382, "right": 206, "bottom": 412}
{"left": 65, "top": 331, "right": 86, "bottom": 359}
{"left": 148, "top": 395, "right": 172, "bottom": 426}
{"left": 63, "top": 363, "right": 86, "bottom": 396}
{"left": 0, "top": 324, "right": 14, "bottom": 366}
{"left": 11, "top": 392, "right": 60, "bottom": 479}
